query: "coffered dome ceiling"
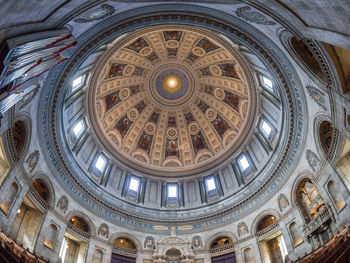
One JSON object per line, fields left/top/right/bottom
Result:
{"left": 89, "top": 26, "right": 256, "bottom": 175}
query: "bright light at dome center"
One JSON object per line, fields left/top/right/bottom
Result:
{"left": 168, "top": 79, "right": 176, "bottom": 87}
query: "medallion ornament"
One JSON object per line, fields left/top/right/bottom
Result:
{"left": 306, "top": 149, "right": 320, "bottom": 171}
{"left": 26, "top": 150, "right": 40, "bottom": 173}
{"left": 277, "top": 194, "right": 290, "bottom": 212}
{"left": 56, "top": 195, "right": 68, "bottom": 213}
{"left": 306, "top": 86, "right": 327, "bottom": 110}
{"left": 236, "top": 6, "right": 276, "bottom": 25}
{"left": 238, "top": 222, "right": 249, "bottom": 236}
{"left": 74, "top": 4, "right": 115, "bottom": 23}
{"left": 98, "top": 223, "right": 109, "bottom": 238}
{"left": 192, "top": 235, "right": 202, "bottom": 248}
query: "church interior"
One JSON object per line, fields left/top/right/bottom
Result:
{"left": 0, "top": 1, "right": 350, "bottom": 263}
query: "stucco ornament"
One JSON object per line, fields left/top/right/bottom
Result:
{"left": 26, "top": 150, "right": 40, "bottom": 173}
{"left": 192, "top": 235, "right": 202, "bottom": 248}
{"left": 306, "top": 149, "right": 320, "bottom": 171}
{"left": 236, "top": 6, "right": 276, "bottom": 25}
{"left": 278, "top": 193, "right": 290, "bottom": 212}
{"left": 238, "top": 222, "right": 249, "bottom": 236}
{"left": 74, "top": 4, "right": 115, "bottom": 23}
{"left": 98, "top": 223, "right": 109, "bottom": 238}
{"left": 306, "top": 86, "right": 327, "bottom": 110}
{"left": 19, "top": 84, "right": 39, "bottom": 110}
{"left": 144, "top": 236, "right": 155, "bottom": 248}
{"left": 56, "top": 195, "right": 68, "bottom": 213}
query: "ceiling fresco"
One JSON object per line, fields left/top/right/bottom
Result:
{"left": 90, "top": 26, "right": 256, "bottom": 175}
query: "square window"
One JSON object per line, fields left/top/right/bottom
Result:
{"left": 73, "top": 120, "right": 85, "bottom": 138}
{"left": 129, "top": 177, "right": 140, "bottom": 192}
{"left": 168, "top": 185, "right": 177, "bottom": 198}
{"left": 206, "top": 177, "right": 216, "bottom": 191}
{"left": 239, "top": 155, "right": 250, "bottom": 171}
{"left": 95, "top": 155, "right": 107, "bottom": 172}
{"left": 261, "top": 120, "right": 272, "bottom": 137}
{"left": 72, "top": 76, "right": 83, "bottom": 91}
{"left": 262, "top": 76, "right": 273, "bottom": 91}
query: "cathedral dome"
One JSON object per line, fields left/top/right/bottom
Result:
{"left": 88, "top": 25, "right": 257, "bottom": 176}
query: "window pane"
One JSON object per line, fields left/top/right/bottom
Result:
{"left": 206, "top": 177, "right": 216, "bottom": 191}
{"left": 129, "top": 177, "right": 140, "bottom": 192}
{"left": 73, "top": 120, "right": 84, "bottom": 137}
{"left": 239, "top": 155, "right": 250, "bottom": 171}
{"left": 262, "top": 76, "right": 273, "bottom": 91}
{"left": 261, "top": 120, "right": 271, "bottom": 137}
{"left": 95, "top": 155, "right": 106, "bottom": 172}
{"left": 168, "top": 185, "right": 177, "bottom": 198}
{"left": 72, "top": 76, "right": 83, "bottom": 90}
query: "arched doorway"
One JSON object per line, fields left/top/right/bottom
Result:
{"left": 210, "top": 237, "right": 236, "bottom": 263}
{"left": 256, "top": 215, "right": 288, "bottom": 263}
{"left": 59, "top": 216, "right": 91, "bottom": 263}
{"left": 9, "top": 178, "right": 51, "bottom": 252}
{"left": 112, "top": 237, "right": 137, "bottom": 263}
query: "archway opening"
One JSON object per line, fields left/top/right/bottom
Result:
{"left": 112, "top": 238, "right": 136, "bottom": 263}
{"left": 210, "top": 237, "right": 235, "bottom": 263}
{"left": 256, "top": 215, "right": 287, "bottom": 263}
{"left": 290, "top": 37, "right": 326, "bottom": 82}
{"left": 11, "top": 121, "right": 27, "bottom": 161}
{"left": 165, "top": 248, "right": 182, "bottom": 262}
{"left": 59, "top": 216, "right": 91, "bottom": 263}
{"left": 296, "top": 178, "right": 333, "bottom": 248}
{"left": 32, "top": 179, "right": 50, "bottom": 204}
{"left": 319, "top": 120, "right": 333, "bottom": 158}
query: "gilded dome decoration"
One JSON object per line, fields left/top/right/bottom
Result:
{"left": 89, "top": 25, "right": 256, "bottom": 175}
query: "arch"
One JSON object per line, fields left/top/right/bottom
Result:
{"left": 296, "top": 178, "right": 326, "bottom": 223}
{"left": 319, "top": 120, "right": 333, "bottom": 157}
{"left": 0, "top": 181, "right": 19, "bottom": 214}
{"left": 4, "top": 114, "right": 32, "bottom": 165}
{"left": 327, "top": 180, "right": 346, "bottom": 211}
{"left": 114, "top": 237, "right": 136, "bottom": 249}
{"left": 250, "top": 209, "right": 280, "bottom": 234}
{"left": 65, "top": 210, "right": 96, "bottom": 237}
{"left": 204, "top": 231, "right": 237, "bottom": 250}
{"left": 108, "top": 232, "right": 142, "bottom": 251}
{"left": 289, "top": 37, "right": 326, "bottom": 82}
{"left": 31, "top": 173, "right": 55, "bottom": 208}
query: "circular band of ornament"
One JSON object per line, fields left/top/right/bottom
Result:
{"left": 214, "top": 88, "right": 225, "bottom": 100}
{"left": 167, "top": 127, "right": 178, "bottom": 139}
{"left": 120, "top": 88, "right": 130, "bottom": 100}
{"left": 166, "top": 40, "right": 180, "bottom": 49}
{"left": 192, "top": 46, "right": 206, "bottom": 57}
{"left": 140, "top": 46, "right": 153, "bottom": 57}
{"left": 188, "top": 122, "right": 200, "bottom": 135}
{"left": 123, "top": 65, "right": 135, "bottom": 76}
{"left": 205, "top": 108, "right": 217, "bottom": 121}
{"left": 127, "top": 108, "right": 139, "bottom": 121}
{"left": 145, "top": 122, "right": 156, "bottom": 135}
{"left": 210, "top": 65, "right": 222, "bottom": 76}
